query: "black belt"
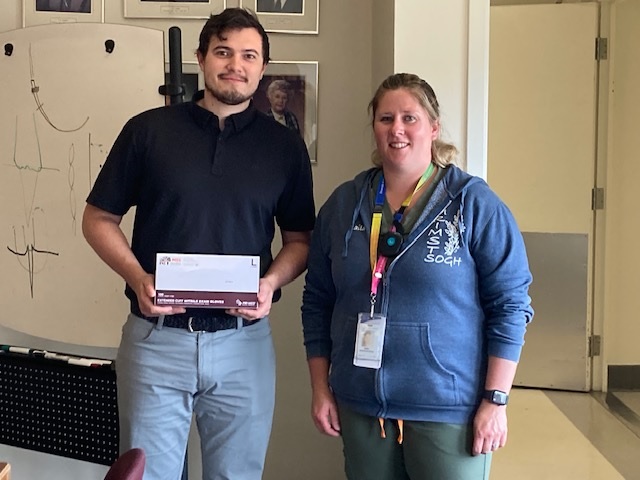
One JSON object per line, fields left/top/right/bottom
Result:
{"left": 142, "top": 314, "right": 260, "bottom": 333}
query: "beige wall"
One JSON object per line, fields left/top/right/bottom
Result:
{"left": 604, "top": 0, "right": 640, "bottom": 366}
{"left": 371, "top": 0, "right": 395, "bottom": 88}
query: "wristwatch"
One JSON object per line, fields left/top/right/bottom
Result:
{"left": 483, "top": 389, "right": 509, "bottom": 405}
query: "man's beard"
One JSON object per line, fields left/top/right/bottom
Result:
{"left": 205, "top": 81, "right": 252, "bottom": 106}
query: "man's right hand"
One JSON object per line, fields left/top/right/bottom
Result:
{"left": 132, "top": 273, "right": 186, "bottom": 317}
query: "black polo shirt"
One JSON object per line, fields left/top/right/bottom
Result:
{"left": 87, "top": 91, "right": 315, "bottom": 315}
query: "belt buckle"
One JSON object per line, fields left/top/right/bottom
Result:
{"left": 187, "top": 317, "right": 204, "bottom": 333}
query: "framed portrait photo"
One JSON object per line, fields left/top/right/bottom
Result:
{"left": 24, "top": 0, "right": 104, "bottom": 27}
{"left": 123, "top": 0, "right": 225, "bottom": 19}
{"left": 254, "top": 61, "right": 318, "bottom": 163}
{"left": 242, "top": 0, "right": 319, "bottom": 34}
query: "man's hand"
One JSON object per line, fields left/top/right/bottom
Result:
{"left": 132, "top": 272, "right": 186, "bottom": 317}
{"left": 226, "top": 277, "right": 275, "bottom": 321}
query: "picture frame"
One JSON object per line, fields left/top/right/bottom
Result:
{"left": 123, "top": 0, "right": 225, "bottom": 20}
{"left": 24, "top": 0, "right": 104, "bottom": 27}
{"left": 242, "top": 0, "right": 319, "bottom": 34}
{"left": 254, "top": 61, "right": 318, "bottom": 163}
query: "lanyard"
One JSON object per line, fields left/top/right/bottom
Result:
{"left": 368, "top": 163, "right": 435, "bottom": 315}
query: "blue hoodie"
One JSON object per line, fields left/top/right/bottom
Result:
{"left": 302, "top": 165, "right": 533, "bottom": 424}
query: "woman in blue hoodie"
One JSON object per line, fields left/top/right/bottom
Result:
{"left": 302, "top": 73, "right": 533, "bottom": 479}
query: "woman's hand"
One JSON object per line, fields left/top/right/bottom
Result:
{"left": 472, "top": 400, "right": 508, "bottom": 455}
{"left": 311, "top": 384, "right": 341, "bottom": 437}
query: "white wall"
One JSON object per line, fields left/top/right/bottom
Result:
{"left": 393, "top": 0, "right": 490, "bottom": 178}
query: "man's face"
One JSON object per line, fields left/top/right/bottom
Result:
{"left": 268, "top": 89, "right": 288, "bottom": 114}
{"left": 197, "top": 27, "right": 266, "bottom": 106}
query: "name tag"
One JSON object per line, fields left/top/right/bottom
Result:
{"left": 353, "top": 313, "right": 386, "bottom": 369}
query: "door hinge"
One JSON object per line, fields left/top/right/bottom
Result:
{"left": 595, "top": 37, "right": 608, "bottom": 60}
{"left": 589, "top": 335, "right": 602, "bottom": 357}
{"left": 592, "top": 187, "right": 605, "bottom": 210}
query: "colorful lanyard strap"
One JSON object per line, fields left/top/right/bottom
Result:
{"left": 368, "top": 163, "right": 435, "bottom": 315}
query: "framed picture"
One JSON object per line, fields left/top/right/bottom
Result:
{"left": 24, "top": 0, "right": 104, "bottom": 26}
{"left": 124, "top": 0, "right": 225, "bottom": 19}
{"left": 163, "top": 61, "right": 203, "bottom": 104}
{"left": 254, "top": 61, "right": 318, "bottom": 163}
{"left": 242, "top": 0, "right": 319, "bottom": 34}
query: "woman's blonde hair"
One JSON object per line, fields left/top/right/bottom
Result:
{"left": 368, "top": 73, "right": 458, "bottom": 168}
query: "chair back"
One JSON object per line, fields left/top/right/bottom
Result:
{"left": 104, "top": 448, "right": 145, "bottom": 480}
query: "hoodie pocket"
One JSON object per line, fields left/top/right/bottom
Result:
{"left": 382, "top": 323, "right": 459, "bottom": 407}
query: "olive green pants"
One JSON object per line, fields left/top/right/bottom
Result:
{"left": 339, "top": 404, "right": 492, "bottom": 480}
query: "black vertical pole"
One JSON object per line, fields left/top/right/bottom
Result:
{"left": 170, "top": 24, "right": 188, "bottom": 480}
{"left": 168, "top": 26, "right": 184, "bottom": 105}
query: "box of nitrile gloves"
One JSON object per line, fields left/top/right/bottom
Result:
{"left": 154, "top": 253, "right": 259, "bottom": 309}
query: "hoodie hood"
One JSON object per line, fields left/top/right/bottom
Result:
{"left": 342, "top": 164, "right": 482, "bottom": 256}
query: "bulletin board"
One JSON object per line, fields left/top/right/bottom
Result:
{"left": 0, "top": 23, "right": 165, "bottom": 347}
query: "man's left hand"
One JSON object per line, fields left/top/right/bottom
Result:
{"left": 226, "top": 277, "right": 275, "bottom": 321}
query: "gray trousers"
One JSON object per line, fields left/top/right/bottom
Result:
{"left": 116, "top": 314, "right": 276, "bottom": 480}
{"left": 338, "top": 404, "right": 492, "bottom": 480}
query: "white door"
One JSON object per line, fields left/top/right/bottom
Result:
{"left": 488, "top": 3, "right": 599, "bottom": 391}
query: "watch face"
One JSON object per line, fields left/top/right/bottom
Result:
{"left": 492, "top": 391, "right": 508, "bottom": 405}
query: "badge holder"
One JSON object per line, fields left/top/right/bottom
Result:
{"left": 353, "top": 312, "right": 387, "bottom": 369}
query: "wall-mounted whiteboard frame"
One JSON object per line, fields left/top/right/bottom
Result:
{"left": 0, "top": 22, "right": 165, "bottom": 347}
{"left": 242, "top": 0, "right": 319, "bottom": 34}
{"left": 24, "top": 0, "right": 104, "bottom": 27}
{"left": 124, "top": 0, "right": 225, "bottom": 19}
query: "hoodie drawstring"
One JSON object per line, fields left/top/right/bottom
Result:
{"left": 378, "top": 417, "right": 404, "bottom": 444}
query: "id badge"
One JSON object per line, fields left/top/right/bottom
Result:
{"left": 353, "top": 313, "right": 387, "bottom": 369}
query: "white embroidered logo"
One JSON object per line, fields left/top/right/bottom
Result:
{"left": 444, "top": 210, "right": 465, "bottom": 256}
{"left": 424, "top": 207, "right": 464, "bottom": 267}
{"left": 353, "top": 224, "right": 366, "bottom": 231}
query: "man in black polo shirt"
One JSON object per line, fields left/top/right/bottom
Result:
{"left": 82, "top": 8, "right": 314, "bottom": 480}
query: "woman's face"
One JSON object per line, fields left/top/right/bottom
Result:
{"left": 268, "top": 89, "right": 288, "bottom": 114}
{"left": 373, "top": 88, "right": 439, "bottom": 173}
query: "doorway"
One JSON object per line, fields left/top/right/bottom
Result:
{"left": 488, "top": 3, "right": 600, "bottom": 391}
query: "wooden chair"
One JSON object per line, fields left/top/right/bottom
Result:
{"left": 0, "top": 462, "right": 10, "bottom": 480}
{"left": 103, "top": 449, "right": 145, "bottom": 480}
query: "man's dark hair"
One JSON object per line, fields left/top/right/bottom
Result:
{"left": 197, "top": 8, "right": 270, "bottom": 65}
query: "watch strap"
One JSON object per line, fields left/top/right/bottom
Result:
{"left": 483, "top": 389, "right": 509, "bottom": 405}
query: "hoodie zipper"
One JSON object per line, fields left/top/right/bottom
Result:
{"left": 374, "top": 199, "right": 454, "bottom": 414}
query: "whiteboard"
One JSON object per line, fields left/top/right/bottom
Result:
{"left": 0, "top": 23, "right": 165, "bottom": 347}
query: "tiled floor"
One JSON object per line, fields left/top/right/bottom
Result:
{"left": 492, "top": 388, "right": 640, "bottom": 480}
{"left": 1, "top": 388, "right": 639, "bottom": 479}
